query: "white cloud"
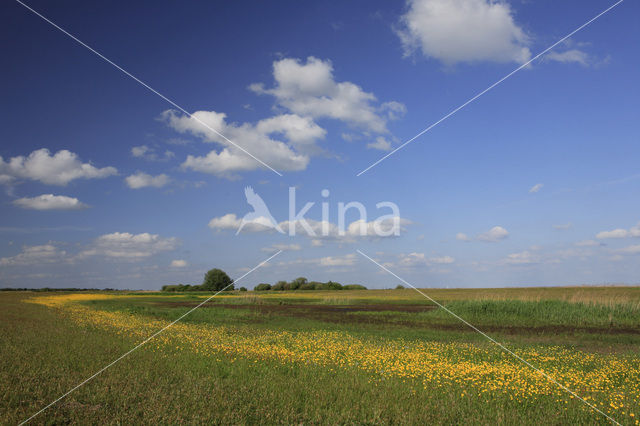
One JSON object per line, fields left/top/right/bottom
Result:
{"left": 0, "top": 148, "right": 117, "bottom": 186}
{"left": 12, "top": 194, "right": 88, "bottom": 210}
{"left": 397, "top": 252, "right": 455, "bottom": 267}
{"left": 78, "top": 232, "right": 178, "bottom": 260}
{"left": 261, "top": 243, "right": 302, "bottom": 253}
{"left": 170, "top": 259, "right": 188, "bottom": 268}
{"left": 125, "top": 172, "right": 171, "bottom": 189}
{"left": 164, "top": 110, "right": 318, "bottom": 178}
{"left": 477, "top": 226, "right": 509, "bottom": 242}
{"left": 429, "top": 255, "right": 455, "bottom": 264}
{"left": 545, "top": 49, "right": 590, "bottom": 66}
{"left": 596, "top": 228, "right": 629, "bottom": 239}
{"left": 131, "top": 145, "right": 174, "bottom": 161}
{"left": 0, "top": 244, "right": 67, "bottom": 266}
{"left": 397, "top": 0, "right": 531, "bottom": 65}
{"left": 456, "top": 232, "right": 472, "bottom": 242}
{"left": 208, "top": 213, "right": 242, "bottom": 230}
{"left": 614, "top": 245, "right": 640, "bottom": 255}
{"left": 319, "top": 254, "right": 357, "bottom": 267}
{"left": 283, "top": 216, "right": 410, "bottom": 241}
{"left": 208, "top": 213, "right": 410, "bottom": 241}
{"left": 208, "top": 213, "right": 276, "bottom": 233}
{"left": 250, "top": 56, "right": 404, "bottom": 134}
{"left": 503, "top": 250, "right": 539, "bottom": 265}
{"left": 278, "top": 253, "right": 358, "bottom": 268}
{"left": 595, "top": 222, "right": 640, "bottom": 240}
{"left": 367, "top": 136, "right": 392, "bottom": 151}
{"left": 529, "top": 183, "right": 544, "bottom": 193}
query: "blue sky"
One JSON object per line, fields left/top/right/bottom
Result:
{"left": 1, "top": 0, "right": 639, "bottom": 289}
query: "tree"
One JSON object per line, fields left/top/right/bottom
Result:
{"left": 290, "top": 277, "right": 308, "bottom": 290}
{"left": 239, "top": 287, "right": 248, "bottom": 292}
{"left": 255, "top": 283, "right": 272, "bottom": 291}
{"left": 201, "top": 268, "right": 234, "bottom": 291}
{"left": 326, "top": 281, "right": 343, "bottom": 290}
{"left": 272, "top": 280, "right": 287, "bottom": 291}
{"left": 343, "top": 284, "right": 367, "bottom": 290}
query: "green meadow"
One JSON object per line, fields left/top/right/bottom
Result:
{"left": 2, "top": 287, "right": 639, "bottom": 424}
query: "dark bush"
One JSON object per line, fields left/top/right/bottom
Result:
{"left": 254, "top": 283, "right": 272, "bottom": 291}
{"left": 299, "top": 282, "right": 315, "bottom": 290}
{"left": 343, "top": 284, "right": 367, "bottom": 290}
{"left": 326, "top": 281, "right": 343, "bottom": 290}
{"left": 272, "top": 281, "right": 287, "bottom": 291}
{"left": 202, "top": 268, "right": 234, "bottom": 291}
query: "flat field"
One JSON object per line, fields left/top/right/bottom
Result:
{"left": 1, "top": 287, "right": 639, "bottom": 424}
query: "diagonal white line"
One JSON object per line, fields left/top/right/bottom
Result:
{"left": 356, "top": 249, "right": 620, "bottom": 425}
{"left": 19, "top": 250, "right": 282, "bottom": 425}
{"left": 357, "top": 0, "right": 625, "bottom": 176}
{"left": 15, "top": 0, "right": 283, "bottom": 177}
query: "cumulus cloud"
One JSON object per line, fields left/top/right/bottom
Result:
{"left": 164, "top": 110, "right": 319, "bottom": 178}
{"left": 78, "top": 232, "right": 178, "bottom": 260}
{"left": 0, "top": 244, "right": 67, "bottom": 266}
{"left": 209, "top": 213, "right": 410, "bottom": 241}
{"left": 319, "top": 254, "right": 357, "bottom": 267}
{"left": 367, "top": 136, "right": 393, "bottom": 151}
{"left": 0, "top": 149, "right": 117, "bottom": 186}
{"left": 596, "top": 228, "right": 631, "bottom": 239}
{"left": 477, "top": 226, "right": 509, "bottom": 242}
{"left": 278, "top": 253, "right": 358, "bottom": 268}
{"left": 261, "top": 243, "right": 302, "bottom": 253}
{"left": 12, "top": 194, "right": 88, "bottom": 210}
{"left": 502, "top": 250, "right": 539, "bottom": 265}
{"left": 170, "top": 259, "right": 188, "bottom": 267}
{"left": 529, "top": 183, "right": 544, "bottom": 193}
{"left": 396, "top": 0, "right": 531, "bottom": 65}
{"left": 131, "top": 145, "right": 175, "bottom": 161}
{"left": 614, "top": 245, "right": 640, "bottom": 256}
{"left": 544, "top": 49, "right": 590, "bottom": 66}
{"left": 283, "top": 216, "right": 411, "bottom": 240}
{"left": 250, "top": 56, "right": 404, "bottom": 134}
{"left": 397, "top": 252, "right": 455, "bottom": 267}
{"left": 456, "top": 232, "right": 472, "bottom": 242}
{"left": 208, "top": 213, "right": 276, "bottom": 233}
{"left": 125, "top": 172, "right": 171, "bottom": 189}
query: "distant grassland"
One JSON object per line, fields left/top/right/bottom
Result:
{"left": 2, "top": 287, "right": 640, "bottom": 425}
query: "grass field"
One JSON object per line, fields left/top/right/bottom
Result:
{"left": 1, "top": 287, "right": 639, "bottom": 424}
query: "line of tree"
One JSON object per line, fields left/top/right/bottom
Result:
{"left": 254, "top": 277, "right": 366, "bottom": 291}
{"left": 162, "top": 268, "right": 239, "bottom": 292}
{"left": 161, "top": 269, "right": 367, "bottom": 292}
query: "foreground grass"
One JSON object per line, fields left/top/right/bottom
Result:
{"left": 2, "top": 289, "right": 640, "bottom": 424}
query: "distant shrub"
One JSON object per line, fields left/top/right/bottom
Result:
{"left": 326, "top": 281, "right": 343, "bottom": 290}
{"left": 343, "top": 284, "right": 367, "bottom": 290}
{"left": 239, "top": 287, "right": 248, "bottom": 292}
{"left": 395, "top": 285, "right": 405, "bottom": 290}
{"left": 299, "top": 283, "right": 315, "bottom": 290}
{"left": 272, "top": 281, "right": 287, "bottom": 291}
{"left": 254, "top": 283, "right": 272, "bottom": 291}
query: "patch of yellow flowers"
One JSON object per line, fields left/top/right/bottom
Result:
{"left": 30, "top": 294, "right": 639, "bottom": 423}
